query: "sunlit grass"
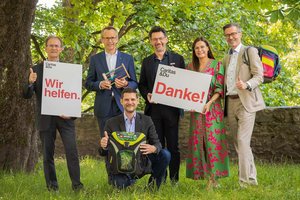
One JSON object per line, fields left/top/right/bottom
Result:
{"left": 0, "top": 157, "right": 299, "bottom": 200}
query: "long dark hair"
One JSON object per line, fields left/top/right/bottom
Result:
{"left": 192, "top": 37, "right": 215, "bottom": 71}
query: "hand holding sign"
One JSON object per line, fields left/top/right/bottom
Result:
{"left": 147, "top": 93, "right": 156, "bottom": 104}
{"left": 29, "top": 68, "right": 37, "bottom": 84}
{"left": 202, "top": 101, "right": 213, "bottom": 114}
{"left": 60, "top": 115, "right": 71, "bottom": 119}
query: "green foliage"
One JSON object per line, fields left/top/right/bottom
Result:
{"left": 31, "top": 0, "right": 300, "bottom": 113}
{"left": 265, "top": 0, "right": 300, "bottom": 28}
{"left": 0, "top": 158, "right": 300, "bottom": 199}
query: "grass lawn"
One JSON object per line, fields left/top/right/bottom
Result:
{"left": 0, "top": 157, "right": 299, "bottom": 200}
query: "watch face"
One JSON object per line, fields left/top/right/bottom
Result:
{"left": 246, "top": 83, "right": 251, "bottom": 91}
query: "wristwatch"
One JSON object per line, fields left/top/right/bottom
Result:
{"left": 246, "top": 82, "right": 252, "bottom": 91}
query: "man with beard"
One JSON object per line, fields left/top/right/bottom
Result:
{"left": 138, "top": 26, "right": 185, "bottom": 183}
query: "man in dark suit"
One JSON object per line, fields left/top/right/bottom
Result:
{"left": 23, "top": 36, "right": 83, "bottom": 191}
{"left": 85, "top": 26, "right": 138, "bottom": 138}
{"left": 138, "top": 26, "right": 185, "bottom": 183}
{"left": 222, "top": 23, "right": 265, "bottom": 187}
{"left": 99, "top": 88, "right": 170, "bottom": 189}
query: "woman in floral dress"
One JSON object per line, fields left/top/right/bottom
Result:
{"left": 186, "top": 37, "right": 229, "bottom": 189}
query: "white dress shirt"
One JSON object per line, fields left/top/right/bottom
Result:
{"left": 226, "top": 43, "right": 242, "bottom": 95}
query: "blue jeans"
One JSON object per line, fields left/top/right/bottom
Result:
{"left": 109, "top": 149, "right": 171, "bottom": 189}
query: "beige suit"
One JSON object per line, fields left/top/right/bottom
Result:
{"left": 223, "top": 45, "right": 265, "bottom": 185}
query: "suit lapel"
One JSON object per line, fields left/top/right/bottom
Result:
{"left": 116, "top": 51, "right": 123, "bottom": 69}
{"left": 149, "top": 54, "right": 158, "bottom": 84}
{"left": 236, "top": 45, "right": 246, "bottom": 75}
{"left": 223, "top": 54, "right": 230, "bottom": 85}
{"left": 135, "top": 113, "right": 142, "bottom": 132}
{"left": 168, "top": 51, "right": 173, "bottom": 66}
{"left": 99, "top": 52, "right": 109, "bottom": 73}
{"left": 118, "top": 114, "right": 126, "bottom": 131}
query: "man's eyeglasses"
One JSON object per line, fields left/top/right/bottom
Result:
{"left": 47, "top": 44, "right": 61, "bottom": 48}
{"left": 224, "top": 32, "right": 240, "bottom": 39}
{"left": 102, "top": 36, "right": 118, "bottom": 41}
{"left": 151, "top": 37, "right": 166, "bottom": 42}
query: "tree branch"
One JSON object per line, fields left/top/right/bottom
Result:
{"left": 83, "top": 106, "right": 94, "bottom": 113}
{"left": 118, "top": 13, "right": 136, "bottom": 38}
{"left": 109, "top": 15, "right": 116, "bottom": 26}
{"left": 31, "top": 35, "right": 45, "bottom": 60}
{"left": 81, "top": 89, "right": 91, "bottom": 101}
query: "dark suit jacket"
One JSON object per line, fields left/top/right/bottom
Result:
{"left": 23, "top": 62, "right": 75, "bottom": 131}
{"left": 85, "top": 51, "right": 138, "bottom": 118}
{"left": 138, "top": 51, "right": 185, "bottom": 115}
{"left": 99, "top": 113, "right": 162, "bottom": 156}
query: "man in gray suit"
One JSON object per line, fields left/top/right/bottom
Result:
{"left": 222, "top": 23, "right": 265, "bottom": 187}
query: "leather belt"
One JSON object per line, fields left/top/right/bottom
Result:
{"left": 228, "top": 95, "right": 239, "bottom": 99}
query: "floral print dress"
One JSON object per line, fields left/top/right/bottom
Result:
{"left": 186, "top": 60, "right": 229, "bottom": 180}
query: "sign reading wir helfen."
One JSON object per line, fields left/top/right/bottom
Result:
{"left": 41, "top": 61, "right": 82, "bottom": 117}
{"left": 151, "top": 64, "right": 212, "bottom": 113}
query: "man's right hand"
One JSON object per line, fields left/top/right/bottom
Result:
{"left": 100, "top": 131, "right": 109, "bottom": 149}
{"left": 147, "top": 93, "right": 156, "bottom": 103}
{"left": 29, "top": 68, "right": 37, "bottom": 84}
{"left": 99, "top": 80, "right": 112, "bottom": 90}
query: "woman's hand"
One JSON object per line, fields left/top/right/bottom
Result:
{"left": 202, "top": 101, "right": 213, "bottom": 114}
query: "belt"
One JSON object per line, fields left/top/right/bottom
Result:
{"left": 228, "top": 95, "right": 239, "bottom": 99}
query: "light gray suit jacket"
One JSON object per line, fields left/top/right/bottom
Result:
{"left": 223, "top": 45, "right": 265, "bottom": 113}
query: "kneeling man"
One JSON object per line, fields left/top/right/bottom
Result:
{"left": 99, "top": 88, "right": 171, "bottom": 189}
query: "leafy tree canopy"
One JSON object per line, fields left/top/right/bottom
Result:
{"left": 31, "top": 0, "right": 300, "bottom": 111}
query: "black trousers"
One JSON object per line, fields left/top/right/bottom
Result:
{"left": 150, "top": 104, "right": 180, "bottom": 182}
{"left": 40, "top": 116, "right": 82, "bottom": 189}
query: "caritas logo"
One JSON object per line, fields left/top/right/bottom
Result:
{"left": 159, "top": 67, "right": 176, "bottom": 77}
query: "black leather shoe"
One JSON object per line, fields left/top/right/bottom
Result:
{"left": 47, "top": 185, "right": 59, "bottom": 192}
{"left": 72, "top": 183, "right": 84, "bottom": 192}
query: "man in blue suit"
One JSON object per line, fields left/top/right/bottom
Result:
{"left": 85, "top": 26, "right": 138, "bottom": 137}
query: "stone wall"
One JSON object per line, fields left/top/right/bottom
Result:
{"left": 55, "top": 106, "right": 300, "bottom": 163}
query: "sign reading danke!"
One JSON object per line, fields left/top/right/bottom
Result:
{"left": 41, "top": 61, "right": 82, "bottom": 117}
{"left": 152, "top": 64, "right": 212, "bottom": 113}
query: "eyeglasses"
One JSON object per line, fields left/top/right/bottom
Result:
{"left": 224, "top": 32, "right": 240, "bottom": 39}
{"left": 47, "top": 44, "right": 61, "bottom": 48}
{"left": 151, "top": 37, "right": 166, "bottom": 42}
{"left": 102, "top": 36, "right": 118, "bottom": 41}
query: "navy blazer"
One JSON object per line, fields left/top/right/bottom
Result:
{"left": 85, "top": 51, "right": 138, "bottom": 118}
{"left": 99, "top": 113, "right": 162, "bottom": 156}
{"left": 138, "top": 51, "right": 185, "bottom": 115}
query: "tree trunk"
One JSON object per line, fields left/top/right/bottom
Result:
{"left": 0, "top": 0, "right": 38, "bottom": 172}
